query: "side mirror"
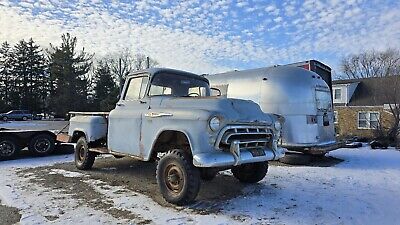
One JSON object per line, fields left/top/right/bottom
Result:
{"left": 210, "top": 87, "right": 221, "bottom": 97}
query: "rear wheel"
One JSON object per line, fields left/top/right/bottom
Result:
{"left": 0, "top": 136, "right": 20, "bottom": 160}
{"left": 28, "top": 134, "right": 55, "bottom": 156}
{"left": 156, "top": 149, "right": 200, "bottom": 205}
{"left": 22, "top": 116, "right": 27, "bottom": 121}
{"left": 75, "top": 137, "right": 96, "bottom": 170}
{"left": 231, "top": 162, "right": 268, "bottom": 183}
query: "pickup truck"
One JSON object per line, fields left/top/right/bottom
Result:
{"left": 68, "top": 68, "right": 285, "bottom": 205}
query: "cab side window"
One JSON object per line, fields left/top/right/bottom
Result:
{"left": 124, "top": 76, "right": 149, "bottom": 100}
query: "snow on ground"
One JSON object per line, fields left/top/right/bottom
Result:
{"left": 227, "top": 147, "right": 400, "bottom": 224}
{"left": 0, "top": 121, "right": 47, "bottom": 129}
{"left": 1, "top": 146, "right": 400, "bottom": 225}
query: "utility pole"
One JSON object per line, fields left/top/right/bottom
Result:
{"left": 146, "top": 56, "right": 150, "bottom": 69}
{"left": 119, "top": 58, "right": 123, "bottom": 93}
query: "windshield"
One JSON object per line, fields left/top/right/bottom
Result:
{"left": 316, "top": 89, "right": 332, "bottom": 111}
{"left": 149, "top": 73, "right": 211, "bottom": 97}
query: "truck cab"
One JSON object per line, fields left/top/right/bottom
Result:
{"left": 68, "top": 68, "right": 285, "bottom": 205}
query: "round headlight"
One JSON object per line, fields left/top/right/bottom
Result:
{"left": 209, "top": 116, "right": 221, "bottom": 131}
{"left": 274, "top": 120, "right": 282, "bottom": 131}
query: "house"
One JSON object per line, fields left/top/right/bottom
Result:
{"left": 332, "top": 76, "right": 400, "bottom": 139}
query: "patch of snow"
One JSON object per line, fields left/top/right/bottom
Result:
{"left": 49, "top": 169, "right": 86, "bottom": 178}
{"left": 0, "top": 146, "right": 399, "bottom": 224}
{"left": 0, "top": 121, "right": 47, "bottom": 128}
{"left": 83, "top": 179, "right": 237, "bottom": 225}
{"left": 0, "top": 154, "right": 73, "bottom": 169}
{"left": 222, "top": 147, "right": 400, "bottom": 224}
{"left": 0, "top": 169, "right": 129, "bottom": 225}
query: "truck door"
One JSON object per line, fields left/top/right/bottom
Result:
{"left": 108, "top": 75, "right": 149, "bottom": 157}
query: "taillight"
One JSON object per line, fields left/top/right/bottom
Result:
{"left": 323, "top": 113, "right": 329, "bottom": 126}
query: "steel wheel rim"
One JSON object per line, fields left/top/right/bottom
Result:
{"left": 34, "top": 138, "right": 51, "bottom": 153}
{"left": 165, "top": 164, "right": 184, "bottom": 194}
{"left": 78, "top": 145, "right": 85, "bottom": 161}
{"left": 0, "top": 141, "right": 15, "bottom": 156}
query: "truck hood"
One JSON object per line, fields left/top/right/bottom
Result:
{"left": 159, "top": 97, "right": 273, "bottom": 125}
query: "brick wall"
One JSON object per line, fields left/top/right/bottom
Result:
{"left": 334, "top": 106, "right": 394, "bottom": 139}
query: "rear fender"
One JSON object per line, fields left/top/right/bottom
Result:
{"left": 70, "top": 129, "right": 87, "bottom": 143}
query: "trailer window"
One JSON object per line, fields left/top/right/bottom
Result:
{"left": 316, "top": 89, "right": 332, "bottom": 111}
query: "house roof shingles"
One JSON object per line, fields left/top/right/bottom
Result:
{"left": 333, "top": 76, "right": 400, "bottom": 106}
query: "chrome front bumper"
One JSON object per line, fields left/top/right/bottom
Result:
{"left": 193, "top": 141, "right": 286, "bottom": 167}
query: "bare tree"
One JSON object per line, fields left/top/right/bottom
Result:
{"left": 340, "top": 49, "right": 400, "bottom": 146}
{"left": 107, "top": 49, "right": 159, "bottom": 92}
{"left": 374, "top": 76, "right": 400, "bottom": 146}
{"left": 340, "top": 49, "right": 400, "bottom": 79}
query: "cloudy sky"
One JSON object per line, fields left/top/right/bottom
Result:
{"left": 0, "top": 0, "right": 399, "bottom": 75}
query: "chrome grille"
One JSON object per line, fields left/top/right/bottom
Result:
{"left": 216, "top": 125, "right": 272, "bottom": 150}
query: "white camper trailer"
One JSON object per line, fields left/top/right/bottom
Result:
{"left": 206, "top": 66, "right": 339, "bottom": 155}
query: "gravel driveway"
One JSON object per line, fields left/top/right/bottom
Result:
{"left": 0, "top": 200, "right": 21, "bottom": 225}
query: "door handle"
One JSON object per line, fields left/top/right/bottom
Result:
{"left": 116, "top": 103, "right": 125, "bottom": 106}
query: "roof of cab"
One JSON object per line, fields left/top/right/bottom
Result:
{"left": 128, "top": 67, "right": 209, "bottom": 83}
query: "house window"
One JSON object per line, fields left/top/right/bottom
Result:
{"left": 334, "top": 88, "right": 342, "bottom": 100}
{"left": 358, "top": 111, "right": 380, "bottom": 129}
{"left": 334, "top": 111, "right": 338, "bottom": 124}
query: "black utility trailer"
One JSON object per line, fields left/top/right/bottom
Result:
{"left": 0, "top": 128, "right": 57, "bottom": 160}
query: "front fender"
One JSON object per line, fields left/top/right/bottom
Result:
{"left": 141, "top": 116, "right": 215, "bottom": 160}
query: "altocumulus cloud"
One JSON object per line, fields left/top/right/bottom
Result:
{"left": 0, "top": 0, "right": 399, "bottom": 73}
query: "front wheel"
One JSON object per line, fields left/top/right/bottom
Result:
{"left": 75, "top": 137, "right": 96, "bottom": 170}
{"left": 200, "top": 168, "right": 218, "bottom": 181}
{"left": 231, "top": 162, "right": 268, "bottom": 183}
{"left": 22, "top": 116, "right": 27, "bottom": 121}
{"left": 2, "top": 116, "right": 8, "bottom": 121}
{"left": 156, "top": 149, "right": 200, "bottom": 205}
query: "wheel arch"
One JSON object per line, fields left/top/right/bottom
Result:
{"left": 28, "top": 131, "right": 57, "bottom": 140}
{"left": 70, "top": 130, "right": 87, "bottom": 143}
{"left": 149, "top": 129, "right": 193, "bottom": 159}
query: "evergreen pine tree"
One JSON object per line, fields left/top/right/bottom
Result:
{"left": 93, "top": 61, "right": 119, "bottom": 111}
{"left": 48, "top": 33, "right": 93, "bottom": 117}
{"left": 0, "top": 41, "right": 14, "bottom": 111}
{"left": 12, "top": 39, "right": 47, "bottom": 112}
